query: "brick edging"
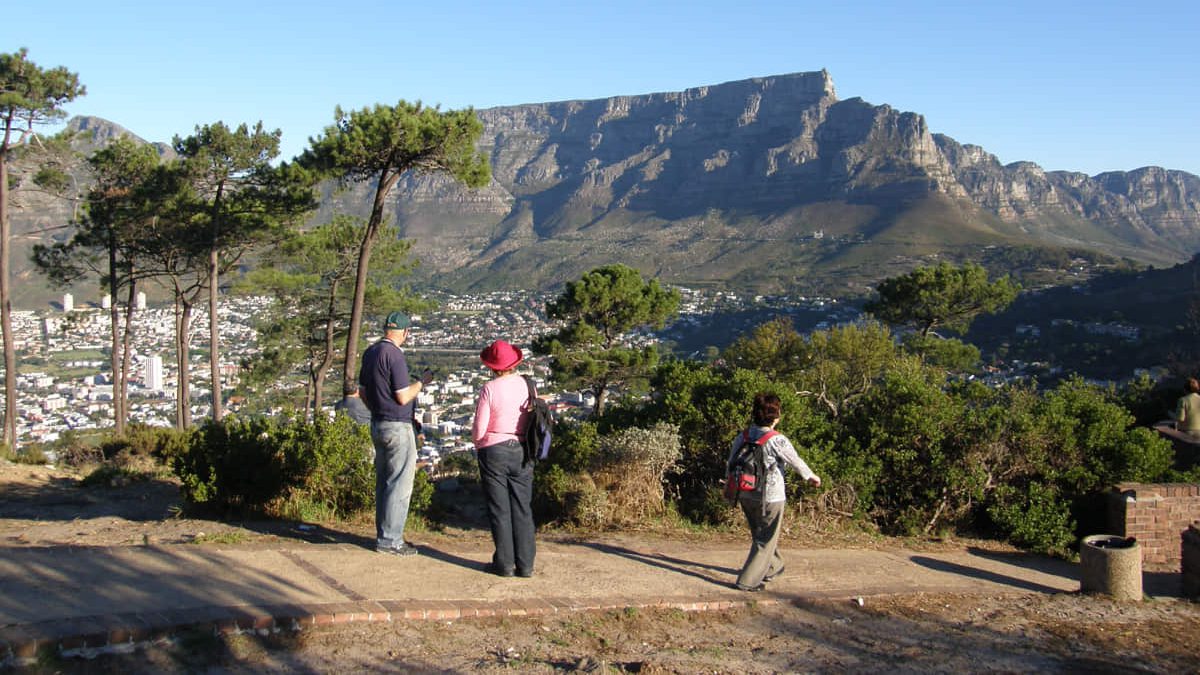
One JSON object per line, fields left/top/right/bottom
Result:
{"left": 0, "top": 593, "right": 776, "bottom": 666}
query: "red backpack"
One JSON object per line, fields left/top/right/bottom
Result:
{"left": 723, "top": 429, "right": 778, "bottom": 501}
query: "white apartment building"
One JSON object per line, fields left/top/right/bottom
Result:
{"left": 145, "top": 354, "right": 164, "bottom": 391}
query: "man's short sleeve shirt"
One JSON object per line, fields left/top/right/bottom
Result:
{"left": 358, "top": 339, "right": 413, "bottom": 422}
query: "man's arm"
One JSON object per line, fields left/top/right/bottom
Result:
{"left": 393, "top": 381, "right": 423, "bottom": 406}
{"left": 392, "top": 369, "right": 433, "bottom": 406}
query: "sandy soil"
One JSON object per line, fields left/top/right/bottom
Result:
{"left": 4, "top": 459, "right": 1199, "bottom": 673}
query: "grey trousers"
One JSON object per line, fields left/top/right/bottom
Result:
{"left": 736, "top": 497, "right": 785, "bottom": 589}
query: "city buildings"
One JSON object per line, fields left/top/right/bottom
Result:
{"left": 5, "top": 289, "right": 850, "bottom": 458}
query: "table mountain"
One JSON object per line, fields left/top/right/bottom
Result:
{"left": 375, "top": 70, "right": 1199, "bottom": 293}
{"left": 10, "top": 72, "right": 1200, "bottom": 304}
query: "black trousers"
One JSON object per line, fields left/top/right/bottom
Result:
{"left": 477, "top": 440, "right": 536, "bottom": 573}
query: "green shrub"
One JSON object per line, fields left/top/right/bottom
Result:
{"left": 281, "top": 415, "right": 375, "bottom": 520}
{"left": 409, "top": 469, "right": 434, "bottom": 520}
{"left": 100, "top": 424, "right": 190, "bottom": 465}
{"left": 841, "top": 359, "right": 984, "bottom": 535}
{"left": 532, "top": 420, "right": 601, "bottom": 525}
{"left": 438, "top": 450, "right": 478, "bottom": 479}
{"left": 533, "top": 464, "right": 577, "bottom": 523}
{"left": 986, "top": 482, "right": 1075, "bottom": 557}
{"left": 688, "top": 484, "right": 740, "bottom": 527}
{"left": 173, "top": 416, "right": 292, "bottom": 516}
{"left": 47, "top": 430, "right": 104, "bottom": 467}
{"left": 80, "top": 464, "right": 148, "bottom": 488}
{"left": 171, "top": 414, "right": 377, "bottom": 520}
{"left": 1041, "top": 377, "right": 1173, "bottom": 494}
{"left": 546, "top": 420, "right": 599, "bottom": 474}
{"left": 13, "top": 444, "right": 48, "bottom": 465}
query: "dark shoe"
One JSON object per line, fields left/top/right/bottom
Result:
{"left": 377, "top": 543, "right": 418, "bottom": 557}
{"left": 764, "top": 566, "right": 786, "bottom": 582}
{"left": 516, "top": 568, "right": 533, "bottom": 578}
{"left": 735, "top": 582, "right": 764, "bottom": 592}
{"left": 485, "top": 563, "right": 514, "bottom": 577}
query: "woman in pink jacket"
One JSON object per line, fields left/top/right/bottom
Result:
{"left": 472, "top": 340, "right": 536, "bottom": 577}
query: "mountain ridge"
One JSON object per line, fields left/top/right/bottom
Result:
{"left": 10, "top": 71, "right": 1200, "bottom": 305}
{"left": 378, "top": 70, "right": 1199, "bottom": 292}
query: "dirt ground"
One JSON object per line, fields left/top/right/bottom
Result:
{"left": 4, "top": 460, "right": 1200, "bottom": 673}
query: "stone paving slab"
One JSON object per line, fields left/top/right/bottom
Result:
{"left": 0, "top": 538, "right": 1091, "bottom": 665}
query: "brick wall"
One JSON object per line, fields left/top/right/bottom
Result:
{"left": 1106, "top": 483, "right": 1200, "bottom": 569}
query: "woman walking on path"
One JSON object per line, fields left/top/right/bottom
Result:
{"left": 472, "top": 340, "right": 536, "bottom": 577}
{"left": 729, "top": 393, "right": 821, "bottom": 591}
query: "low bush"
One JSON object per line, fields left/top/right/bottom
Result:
{"left": 100, "top": 424, "right": 191, "bottom": 465}
{"left": 985, "top": 482, "right": 1075, "bottom": 557}
{"left": 12, "top": 444, "right": 48, "bottom": 465}
{"left": 46, "top": 430, "right": 104, "bottom": 468}
{"left": 172, "top": 414, "right": 377, "bottom": 521}
{"left": 279, "top": 415, "right": 375, "bottom": 521}
{"left": 80, "top": 464, "right": 150, "bottom": 488}
{"left": 589, "top": 422, "right": 681, "bottom": 526}
{"left": 173, "top": 416, "right": 290, "bottom": 516}
{"left": 409, "top": 468, "right": 435, "bottom": 523}
{"left": 437, "top": 450, "right": 478, "bottom": 479}
{"left": 533, "top": 422, "right": 681, "bottom": 528}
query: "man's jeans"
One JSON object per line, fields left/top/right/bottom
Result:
{"left": 371, "top": 420, "right": 417, "bottom": 549}
{"left": 477, "top": 440, "right": 536, "bottom": 573}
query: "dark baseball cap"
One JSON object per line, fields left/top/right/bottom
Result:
{"left": 384, "top": 311, "right": 411, "bottom": 330}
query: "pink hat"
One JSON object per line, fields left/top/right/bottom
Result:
{"left": 480, "top": 340, "right": 523, "bottom": 371}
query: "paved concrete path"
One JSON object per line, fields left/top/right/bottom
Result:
{"left": 0, "top": 535, "right": 1111, "bottom": 663}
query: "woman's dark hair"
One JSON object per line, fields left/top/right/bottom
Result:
{"left": 1188, "top": 377, "right": 1200, "bottom": 394}
{"left": 752, "top": 393, "right": 782, "bottom": 427}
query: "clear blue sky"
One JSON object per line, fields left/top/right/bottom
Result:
{"left": 9, "top": 0, "right": 1198, "bottom": 175}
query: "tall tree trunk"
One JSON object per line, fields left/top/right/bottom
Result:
{"left": 119, "top": 278, "right": 137, "bottom": 432}
{"left": 107, "top": 233, "right": 125, "bottom": 435}
{"left": 174, "top": 298, "right": 194, "bottom": 429}
{"left": 0, "top": 149, "right": 15, "bottom": 447}
{"left": 312, "top": 281, "right": 340, "bottom": 419}
{"left": 341, "top": 167, "right": 400, "bottom": 395}
{"left": 208, "top": 247, "right": 222, "bottom": 421}
{"left": 312, "top": 366, "right": 326, "bottom": 421}
{"left": 302, "top": 365, "right": 315, "bottom": 419}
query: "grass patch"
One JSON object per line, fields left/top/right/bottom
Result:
{"left": 191, "top": 531, "right": 251, "bottom": 545}
{"left": 12, "top": 445, "right": 49, "bottom": 465}
{"left": 79, "top": 464, "right": 153, "bottom": 488}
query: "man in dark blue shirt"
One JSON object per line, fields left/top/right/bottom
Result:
{"left": 358, "top": 311, "right": 431, "bottom": 556}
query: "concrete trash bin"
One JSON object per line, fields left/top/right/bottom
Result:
{"left": 1080, "top": 534, "right": 1142, "bottom": 601}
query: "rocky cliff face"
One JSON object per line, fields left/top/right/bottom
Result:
{"left": 384, "top": 71, "right": 1199, "bottom": 289}
{"left": 10, "top": 73, "right": 1200, "bottom": 301}
{"left": 934, "top": 135, "right": 1200, "bottom": 258}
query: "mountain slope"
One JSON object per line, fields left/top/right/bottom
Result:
{"left": 8, "top": 73, "right": 1200, "bottom": 307}
{"left": 381, "top": 71, "right": 1199, "bottom": 292}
